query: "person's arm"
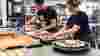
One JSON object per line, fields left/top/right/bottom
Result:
{"left": 39, "top": 19, "right": 57, "bottom": 31}
{"left": 70, "top": 24, "right": 80, "bottom": 32}
{"left": 64, "top": 24, "right": 80, "bottom": 33}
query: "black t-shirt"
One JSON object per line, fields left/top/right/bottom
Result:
{"left": 66, "top": 11, "right": 90, "bottom": 32}
{"left": 66, "top": 11, "right": 90, "bottom": 40}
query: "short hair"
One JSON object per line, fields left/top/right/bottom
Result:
{"left": 34, "top": 0, "right": 44, "bottom": 4}
{"left": 66, "top": 0, "right": 80, "bottom": 8}
{"left": 37, "top": 6, "right": 57, "bottom": 16}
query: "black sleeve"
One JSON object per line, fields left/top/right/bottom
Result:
{"left": 79, "top": 11, "right": 87, "bottom": 16}
{"left": 66, "top": 16, "right": 80, "bottom": 29}
{"left": 47, "top": 6, "right": 57, "bottom": 16}
{"left": 66, "top": 11, "right": 88, "bottom": 28}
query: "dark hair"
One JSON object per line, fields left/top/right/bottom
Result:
{"left": 37, "top": 6, "right": 57, "bottom": 16}
{"left": 67, "top": 0, "right": 80, "bottom": 8}
{"left": 34, "top": 0, "right": 44, "bottom": 4}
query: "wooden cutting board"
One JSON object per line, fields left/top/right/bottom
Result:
{"left": 0, "top": 32, "right": 32, "bottom": 48}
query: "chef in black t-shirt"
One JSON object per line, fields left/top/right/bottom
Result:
{"left": 65, "top": 14, "right": 90, "bottom": 41}
{"left": 63, "top": 0, "right": 90, "bottom": 41}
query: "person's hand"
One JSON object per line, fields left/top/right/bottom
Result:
{"left": 32, "top": 32, "right": 41, "bottom": 37}
{"left": 64, "top": 24, "right": 80, "bottom": 33}
{"left": 52, "top": 32, "right": 64, "bottom": 40}
{"left": 40, "top": 31, "right": 49, "bottom": 34}
{"left": 48, "top": 32, "right": 57, "bottom": 40}
{"left": 71, "top": 24, "right": 80, "bottom": 32}
{"left": 40, "top": 31, "right": 49, "bottom": 40}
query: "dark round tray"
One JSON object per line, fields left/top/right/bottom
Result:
{"left": 52, "top": 41, "right": 89, "bottom": 51}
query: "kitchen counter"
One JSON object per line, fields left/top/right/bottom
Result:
{"left": 32, "top": 45, "right": 100, "bottom": 56}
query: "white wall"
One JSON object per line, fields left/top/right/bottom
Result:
{"left": 0, "top": 0, "right": 7, "bottom": 27}
{"left": 0, "top": 0, "right": 7, "bottom": 17}
{"left": 80, "top": 1, "right": 100, "bottom": 16}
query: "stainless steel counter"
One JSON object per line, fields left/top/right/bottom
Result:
{"left": 48, "top": 48, "right": 100, "bottom": 56}
{"left": 32, "top": 46, "right": 100, "bottom": 56}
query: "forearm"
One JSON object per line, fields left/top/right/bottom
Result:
{"left": 64, "top": 24, "right": 80, "bottom": 33}
{"left": 39, "top": 24, "right": 56, "bottom": 31}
